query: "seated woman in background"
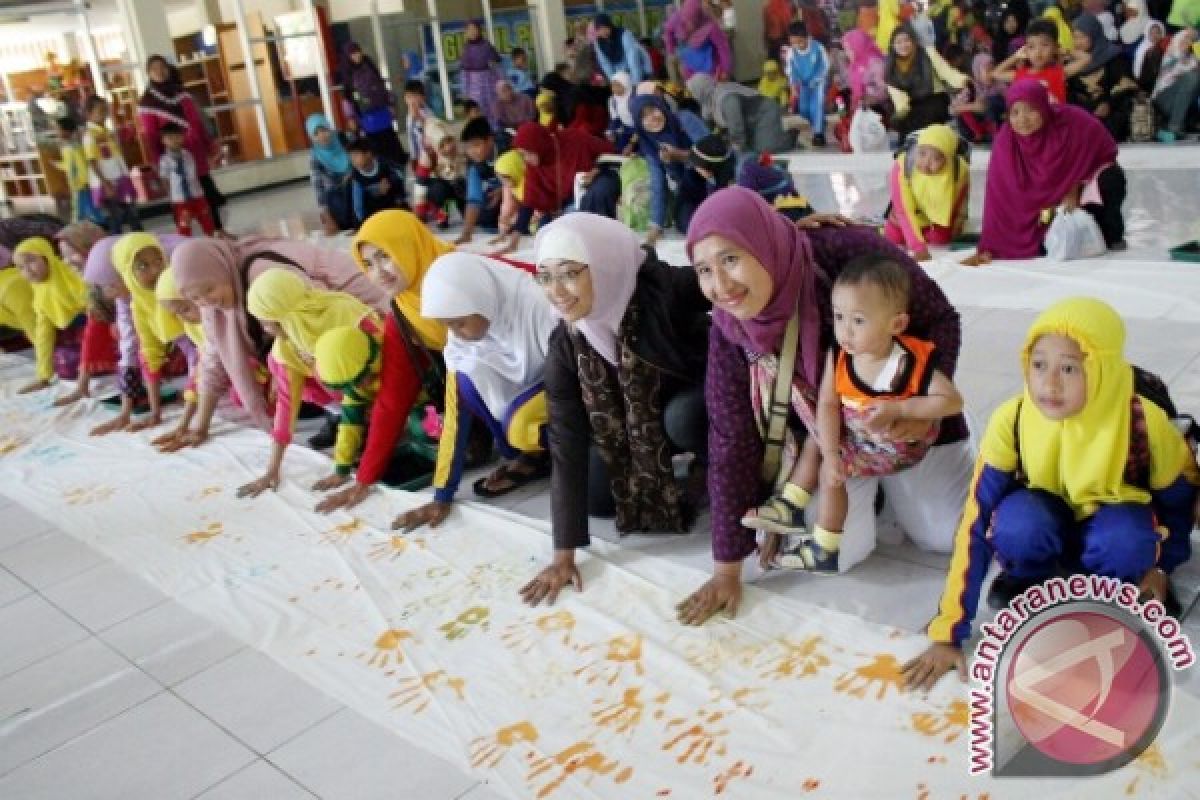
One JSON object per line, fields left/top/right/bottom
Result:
{"left": 392, "top": 252, "right": 558, "bottom": 531}
{"left": 885, "top": 124, "right": 970, "bottom": 261}
{"left": 965, "top": 80, "right": 1125, "bottom": 266}
{"left": 512, "top": 120, "right": 618, "bottom": 221}
{"left": 1065, "top": 13, "right": 1138, "bottom": 142}
{"left": 307, "top": 113, "right": 355, "bottom": 235}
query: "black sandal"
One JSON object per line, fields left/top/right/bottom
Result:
{"left": 472, "top": 454, "right": 551, "bottom": 498}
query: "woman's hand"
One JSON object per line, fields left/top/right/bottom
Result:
{"left": 1062, "top": 184, "right": 1083, "bottom": 213}
{"left": 913, "top": 247, "right": 932, "bottom": 262}
{"left": 237, "top": 470, "right": 281, "bottom": 498}
{"left": 961, "top": 251, "right": 992, "bottom": 267}
{"left": 127, "top": 413, "right": 164, "bottom": 433}
{"left": 1139, "top": 568, "right": 1169, "bottom": 607}
{"left": 902, "top": 642, "right": 967, "bottom": 692}
{"left": 676, "top": 563, "right": 743, "bottom": 625}
{"left": 312, "top": 472, "right": 350, "bottom": 492}
{"left": 519, "top": 550, "right": 582, "bottom": 606}
{"left": 392, "top": 500, "right": 452, "bottom": 532}
{"left": 90, "top": 413, "right": 132, "bottom": 436}
{"left": 157, "top": 428, "right": 208, "bottom": 452}
{"left": 17, "top": 379, "right": 50, "bottom": 395}
{"left": 53, "top": 385, "right": 88, "bottom": 406}
{"left": 796, "top": 212, "right": 855, "bottom": 229}
{"left": 315, "top": 481, "right": 371, "bottom": 514}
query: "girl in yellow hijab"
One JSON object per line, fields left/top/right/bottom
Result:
{"left": 13, "top": 236, "right": 88, "bottom": 393}
{"left": 494, "top": 150, "right": 526, "bottom": 237}
{"left": 883, "top": 124, "right": 969, "bottom": 261}
{"left": 909, "top": 298, "right": 1200, "bottom": 690}
{"left": 239, "top": 267, "right": 379, "bottom": 500}
{"left": 1042, "top": 6, "right": 1075, "bottom": 53}
{"left": 757, "top": 59, "right": 791, "bottom": 107}
{"left": 0, "top": 267, "right": 36, "bottom": 358}
{"left": 153, "top": 266, "right": 206, "bottom": 445}
{"left": 350, "top": 209, "right": 452, "bottom": 350}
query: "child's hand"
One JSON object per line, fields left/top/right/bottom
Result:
{"left": 902, "top": 643, "right": 966, "bottom": 691}
{"left": 53, "top": 385, "right": 89, "bottom": 406}
{"left": 913, "top": 247, "right": 932, "bottom": 262}
{"left": 17, "top": 378, "right": 51, "bottom": 395}
{"left": 237, "top": 470, "right": 281, "bottom": 498}
{"left": 820, "top": 458, "right": 845, "bottom": 490}
{"left": 312, "top": 472, "right": 350, "bottom": 492}
{"left": 128, "top": 412, "right": 163, "bottom": 433}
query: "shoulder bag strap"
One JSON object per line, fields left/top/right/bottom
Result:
{"left": 761, "top": 311, "right": 801, "bottom": 485}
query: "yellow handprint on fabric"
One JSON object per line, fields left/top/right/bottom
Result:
{"left": 526, "top": 741, "right": 634, "bottom": 799}
{"left": 713, "top": 760, "right": 754, "bottom": 795}
{"left": 320, "top": 517, "right": 365, "bottom": 546}
{"left": 502, "top": 611, "right": 577, "bottom": 654}
{"left": 758, "top": 635, "right": 830, "bottom": 680}
{"left": 184, "top": 521, "right": 224, "bottom": 545}
{"left": 359, "top": 628, "right": 417, "bottom": 669}
{"left": 0, "top": 432, "right": 29, "bottom": 455}
{"left": 438, "top": 606, "right": 491, "bottom": 640}
{"left": 62, "top": 485, "right": 115, "bottom": 506}
{"left": 662, "top": 709, "right": 729, "bottom": 766}
{"left": 188, "top": 485, "right": 222, "bottom": 501}
{"left": 469, "top": 721, "right": 539, "bottom": 769}
{"left": 912, "top": 699, "right": 969, "bottom": 743}
{"left": 575, "top": 633, "right": 646, "bottom": 686}
{"left": 834, "top": 653, "right": 906, "bottom": 701}
{"left": 367, "top": 535, "right": 426, "bottom": 562}
{"left": 390, "top": 670, "right": 466, "bottom": 714}
{"left": 591, "top": 687, "right": 670, "bottom": 736}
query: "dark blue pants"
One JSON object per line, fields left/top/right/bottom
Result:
{"left": 990, "top": 489, "right": 1160, "bottom": 582}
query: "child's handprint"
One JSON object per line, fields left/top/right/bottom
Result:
{"left": 469, "top": 720, "right": 539, "bottom": 769}
{"left": 390, "top": 670, "right": 466, "bottom": 713}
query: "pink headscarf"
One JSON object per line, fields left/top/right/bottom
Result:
{"left": 680, "top": 0, "right": 719, "bottom": 47}
{"left": 83, "top": 233, "right": 187, "bottom": 288}
{"left": 685, "top": 187, "right": 824, "bottom": 386}
{"left": 978, "top": 80, "right": 1118, "bottom": 260}
{"left": 842, "top": 29, "right": 885, "bottom": 107}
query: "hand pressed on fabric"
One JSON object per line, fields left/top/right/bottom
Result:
{"left": 676, "top": 562, "right": 743, "bottom": 625}
{"left": 312, "top": 472, "right": 350, "bottom": 492}
{"left": 392, "top": 500, "right": 451, "bottom": 532}
{"left": 519, "top": 549, "right": 582, "bottom": 606}
{"left": 315, "top": 481, "right": 371, "bottom": 513}
{"left": 902, "top": 642, "right": 967, "bottom": 692}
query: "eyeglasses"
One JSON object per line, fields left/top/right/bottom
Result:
{"left": 533, "top": 266, "right": 588, "bottom": 289}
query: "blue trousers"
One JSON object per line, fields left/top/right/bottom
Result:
{"left": 793, "top": 80, "right": 826, "bottom": 136}
{"left": 990, "top": 489, "right": 1160, "bottom": 581}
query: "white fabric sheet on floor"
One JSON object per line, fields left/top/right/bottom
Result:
{"left": 1, "top": 350, "right": 1197, "bottom": 799}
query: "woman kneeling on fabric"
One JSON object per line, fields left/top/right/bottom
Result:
{"left": 521, "top": 213, "right": 711, "bottom": 606}
{"left": 390, "top": 252, "right": 558, "bottom": 531}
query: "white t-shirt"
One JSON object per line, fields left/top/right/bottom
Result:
{"left": 83, "top": 122, "right": 130, "bottom": 188}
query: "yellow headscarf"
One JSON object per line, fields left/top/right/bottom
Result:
{"left": 536, "top": 89, "right": 557, "bottom": 127}
{"left": 112, "top": 232, "right": 184, "bottom": 345}
{"left": 901, "top": 124, "right": 967, "bottom": 228}
{"left": 495, "top": 150, "right": 526, "bottom": 203}
{"left": 1043, "top": 7, "right": 1075, "bottom": 52}
{"left": 246, "top": 267, "right": 373, "bottom": 360}
{"left": 984, "top": 298, "right": 1191, "bottom": 519}
{"left": 0, "top": 268, "right": 36, "bottom": 341}
{"left": 875, "top": 0, "right": 901, "bottom": 51}
{"left": 314, "top": 325, "right": 376, "bottom": 387}
{"left": 351, "top": 210, "right": 452, "bottom": 350}
{"left": 757, "top": 60, "right": 791, "bottom": 107}
{"left": 154, "top": 266, "right": 205, "bottom": 346}
{"left": 13, "top": 237, "right": 87, "bottom": 329}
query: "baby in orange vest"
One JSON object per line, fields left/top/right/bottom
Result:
{"left": 750, "top": 254, "right": 965, "bottom": 573}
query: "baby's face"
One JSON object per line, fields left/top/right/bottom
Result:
{"left": 831, "top": 282, "right": 906, "bottom": 360}
{"left": 1026, "top": 334, "right": 1088, "bottom": 420}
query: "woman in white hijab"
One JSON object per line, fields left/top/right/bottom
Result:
{"left": 1120, "top": 0, "right": 1151, "bottom": 45}
{"left": 393, "top": 252, "right": 558, "bottom": 531}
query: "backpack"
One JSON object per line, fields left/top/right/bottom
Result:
{"left": 617, "top": 156, "right": 652, "bottom": 232}
{"left": 1129, "top": 94, "right": 1156, "bottom": 143}
{"left": 1012, "top": 366, "right": 1199, "bottom": 489}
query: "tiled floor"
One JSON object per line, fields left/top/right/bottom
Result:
{"left": 2, "top": 155, "right": 1199, "bottom": 799}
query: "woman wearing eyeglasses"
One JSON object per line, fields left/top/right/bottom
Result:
{"left": 520, "top": 213, "right": 712, "bottom": 607}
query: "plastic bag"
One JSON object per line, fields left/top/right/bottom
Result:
{"left": 1044, "top": 208, "right": 1108, "bottom": 261}
{"left": 848, "top": 108, "right": 889, "bottom": 153}
{"left": 617, "top": 157, "right": 651, "bottom": 232}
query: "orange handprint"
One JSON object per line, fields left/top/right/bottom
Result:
{"left": 502, "top": 610, "right": 577, "bottom": 654}
{"left": 662, "top": 708, "right": 729, "bottom": 766}
{"left": 367, "top": 534, "right": 426, "bottom": 562}
{"left": 320, "top": 517, "right": 365, "bottom": 545}
{"left": 63, "top": 485, "right": 115, "bottom": 506}
{"left": 188, "top": 485, "right": 222, "bottom": 501}
{"left": 184, "top": 521, "right": 224, "bottom": 545}
{"left": 834, "top": 653, "right": 906, "bottom": 701}
{"left": 591, "top": 687, "right": 670, "bottom": 736}
{"left": 358, "top": 628, "right": 417, "bottom": 669}
{"left": 575, "top": 633, "right": 646, "bottom": 686}
{"left": 438, "top": 606, "right": 491, "bottom": 640}
{"left": 526, "top": 741, "right": 634, "bottom": 799}
{"left": 758, "top": 635, "right": 830, "bottom": 680}
{"left": 390, "top": 670, "right": 466, "bottom": 713}
{"left": 912, "top": 699, "right": 969, "bottom": 743}
{"left": 0, "top": 432, "right": 29, "bottom": 455}
{"left": 713, "top": 760, "right": 754, "bottom": 795}
{"left": 470, "top": 720, "right": 539, "bottom": 769}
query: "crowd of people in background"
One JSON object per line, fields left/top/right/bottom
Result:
{"left": 1, "top": 0, "right": 1199, "bottom": 700}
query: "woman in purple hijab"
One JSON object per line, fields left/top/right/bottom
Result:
{"left": 677, "top": 187, "right": 972, "bottom": 625}
{"left": 964, "top": 79, "right": 1124, "bottom": 265}
{"left": 460, "top": 21, "right": 504, "bottom": 126}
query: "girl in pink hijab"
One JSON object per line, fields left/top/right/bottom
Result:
{"left": 965, "top": 79, "right": 1123, "bottom": 265}
{"left": 665, "top": 0, "right": 733, "bottom": 79}
{"left": 165, "top": 236, "right": 387, "bottom": 456}
{"left": 841, "top": 29, "right": 888, "bottom": 109}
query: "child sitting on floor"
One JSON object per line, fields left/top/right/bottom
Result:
{"left": 348, "top": 139, "right": 408, "bottom": 227}
{"left": 605, "top": 72, "right": 638, "bottom": 153}
{"left": 903, "top": 297, "right": 1200, "bottom": 691}
{"left": 992, "top": 19, "right": 1068, "bottom": 103}
{"left": 884, "top": 124, "right": 970, "bottom": 262}
{"left": 745, "top": 256, "right": 964, "bottom": 574}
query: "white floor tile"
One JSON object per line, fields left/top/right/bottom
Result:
{"left": 0, "top": 503, "right": 56, "bottom": 551}
{"left": 175, "top": 649, "right": 343, "bottom": 754}
{"left": 0, "top": 693, "right": 254, "bottom": 800}
{"left": 268, "top": 709, "right": 477, "bottom": 800}
{"left": 0, "top": 566, "right": 29, "bottom": 609}
{"left": 100, "top": 601, "right": 245, "bottom": 688}
{"left": 0, "top": 594, "right": 89, "bottom": 680}
{"left": 0, "top": 638, "right": 161, "bottom": 774}
{"left": 0, "top": 531, "right": 106, "bottom": 591}
{"left": 40, "top": 562, "right": 168, "bottom": 633}
{"left": 194, "top": 759, "right": 315, "bottom": 799}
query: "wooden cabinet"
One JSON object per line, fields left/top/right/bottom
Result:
{"left": 218, "top": 14, "right": 288, "bottom": 161}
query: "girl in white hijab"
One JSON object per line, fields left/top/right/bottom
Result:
{"left": 393, "top": 252, "right": 558, "bottom": 531}
{"left": 1120, "top": 0, "right": 1151, "bottom": 45}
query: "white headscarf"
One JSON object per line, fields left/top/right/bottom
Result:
{"left": 609, "top": 71, "right": 635, "bottom": 127}
{"left": 1120, "top": 0, "right": 1150, "bottom": 44}
{"left": 420, "top": 253, "right": 557, "bottom": 418}
{"left": 533, "top": 213, "right": 643, "bottom": 366}
{"left": 1134, "top": 19, "right": 1166, "bottom": 78}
